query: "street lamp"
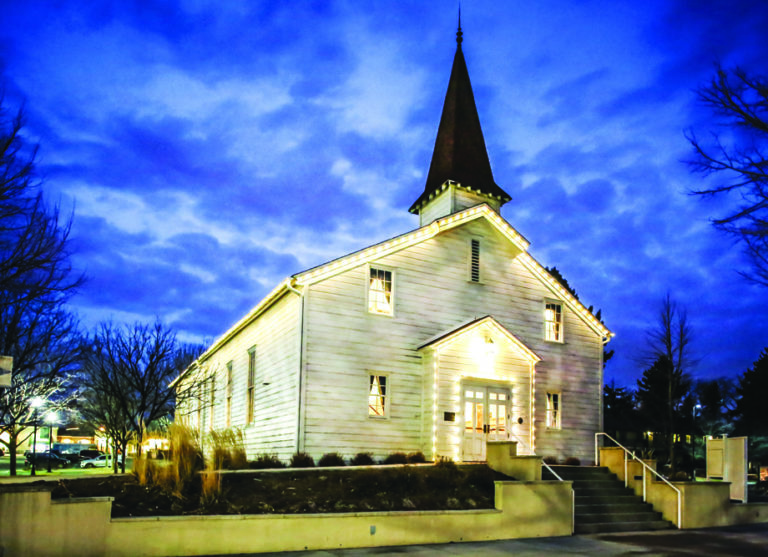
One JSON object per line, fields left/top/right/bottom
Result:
{"left": 29, "top": 397, "right": 44, "bottom": 476}
{"left": 45, "top": 411, "right": 58, "bottom": 473}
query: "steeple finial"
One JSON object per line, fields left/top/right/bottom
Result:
{"left": 456, "top": 5, "right": 463, "bottom": 46}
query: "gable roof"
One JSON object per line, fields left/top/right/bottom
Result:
{"left": 417, "top": 315, "right": 541, "bottom": 363}
{"left": 409, "top": 25, "right": 511, "bottom": 214}
{"left": 185, "top": 203, "right": 612, "bottom": 374}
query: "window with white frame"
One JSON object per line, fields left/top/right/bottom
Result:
{"left": 208, "top": 376, "right": 215, "bottom": 430}
{"left": 469, "top": 239, "right": 481, "bottom": 282}
{"left": 368, "top": 267, "right": 394, "bottom": 315}
{"left": 546, "top": 392, "right": 561, "bottom": 429}
{"left": 368, "top": 375, "right": 388, "bottom": 418}
{"left": 246, "top": 347, "right": 256, "bottom": 425}
{"left": 544, "top": 301, "right": 563, "bottom": 342}
{"left": 225, "top": 360, "right": 233, "bottom": 428}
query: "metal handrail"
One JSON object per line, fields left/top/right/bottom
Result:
{"left": 595, "top": 432, "right": 682, "bottom": 529}
{"left": 541, "top": 460, "right": 564, "bottom": 481}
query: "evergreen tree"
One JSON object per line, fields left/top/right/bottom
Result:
{"left": 733, "top": 348, "right": 768, "bottom": 437}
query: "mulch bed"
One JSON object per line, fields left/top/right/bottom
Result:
{"left": 49, "top": 464, "right": 511, "bottom": 518}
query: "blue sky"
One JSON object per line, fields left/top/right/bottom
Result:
{"left": 1, "top": 0, "right": 766, "bottom": 387}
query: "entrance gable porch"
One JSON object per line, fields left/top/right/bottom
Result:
{"left": 417, "top": 316, "right": 540, "bottom": 462}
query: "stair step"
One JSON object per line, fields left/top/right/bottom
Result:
{"left": 544, "top": 464, "right": 675, "bottom": 534}
{"left": 576, "top": 495, "right": 644, "bottom": 505}
{"left": 575, "top": 520, "right": 674, "bottom": 534}
{"left": 576, "top": 511, "right": 662, "bottom": 524}
{"left": 575, "top": 487, "right": 635, "bottom": 497}
{"left": 546, "top": 466, "right": 615, "bottom": 477}
{"left": 576, "top": 503, "right": 654, "bottom": 514}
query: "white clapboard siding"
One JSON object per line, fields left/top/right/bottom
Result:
{"left": 182, "top": 292, "right": 302, "bottom": 461}
{"left": 300, "top": 215, "right": 604, "bottom": 461}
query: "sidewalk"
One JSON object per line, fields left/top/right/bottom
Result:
{"left": 244, "top": 523, "right": 768, "bottom": 557}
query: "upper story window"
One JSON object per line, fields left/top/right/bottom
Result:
{"left": 225, "top": 360, "right": 233, "bottom": 428}
{"left": 546, "top": 392, "right": 561, "bottom": 429}
{"left": 469, "top": 239, "right": 481, "bottom": 283}
{"left": 368, "top": 374, "right": 388, "bottom": 418}
{"left": 544, "top": 301, "right": 563, "bottom": 342}
{"left": 368, "top": 267, "right": 394, "bottom": 315}
{"left": 246, "top": 347, "right": 256, "bottom": 425}
{"left": 208, "top": 376, "right": 215, "bottom": 430}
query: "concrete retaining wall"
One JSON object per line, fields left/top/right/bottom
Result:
{"left": 599, "top": 447, "right": 768, "bottom": 529}
{"left": 0, "top": 480, "right": 573, "bottom": 557}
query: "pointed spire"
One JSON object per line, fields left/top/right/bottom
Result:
{"left": 457, "top": 5, "right": 463, "bottom": 46}
{"left": 409, "top": 21, "right": 510, "bottom": 215}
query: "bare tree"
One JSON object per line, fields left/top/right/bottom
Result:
{"left": 0, "top": 102, "right": 83, "bottom": 475}
{"left": 641, "top": 293, "right": 695, "bottom": 473}
{"left": 79, "top": 321, "right": 205, "bottom": 471}
{"left": 686, "top": 66, "right": 768, "bottom": 286}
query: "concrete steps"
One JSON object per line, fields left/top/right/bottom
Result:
{"left": 544, "top": 465, "right": 675, "bottom": 534}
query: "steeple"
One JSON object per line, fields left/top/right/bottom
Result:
{"left": 409, "top": 19, "right": 511, "bottom": 221}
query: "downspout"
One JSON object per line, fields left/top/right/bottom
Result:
{"left": 597, "top": 335, "right": 609, "bottom": 464}
{"left": 286, "top": 279, "right": 306, "bottom": 453}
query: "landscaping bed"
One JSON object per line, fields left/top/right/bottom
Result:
{"left": 49, "top": 464, "right": 511, "bottom": 518}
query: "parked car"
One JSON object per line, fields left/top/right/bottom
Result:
{"left": 50, "top": 449, "right": 81, "bottom": 465}
{"left": 80, "top": 454, "right": 123, "bottom": 468}
{"left": 78, "top": 449, "right": 105, "bottom": 462}
{"left": 24, "top": 452, "right": 70, "bottom": 469}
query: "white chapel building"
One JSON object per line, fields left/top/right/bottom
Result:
{"left": 176, "top": 26, "right": 613, "bottom": 464}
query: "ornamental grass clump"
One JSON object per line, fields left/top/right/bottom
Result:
{"left": 134, "top": 456, "right": 162, "bottom": 487}
{"left": 208, "top": 428, "right": 248, "bottom": 470}
{"left": 166, "top": 424, "right": 204, "bottom": 496}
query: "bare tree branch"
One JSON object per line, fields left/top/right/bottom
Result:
{"left": 687, "top": 65, "right": 768, "bottom": 287}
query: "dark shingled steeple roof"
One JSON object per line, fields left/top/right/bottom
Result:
{"left": 409, "top": 22, "right": 511, "bottom": 214}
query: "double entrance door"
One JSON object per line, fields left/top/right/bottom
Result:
{"left": 463, "top": 384, "right": 511, "bottom": 461}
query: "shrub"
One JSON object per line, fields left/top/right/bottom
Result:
{"left": 670, "top": 470, "right": 691, "bottom": 481}
{"left": 426, "top": 457, "right": 461, "bottom": 490}
{"left": 435, "top": 456, "right": 457, "bottom": 469}
{"left": 249, "top": 453, "right": 285, "bottom": 469}
{"left": 543, "top": 456, "right": 558, "bottom": 465}
{"left": 564, "top": 457, "right": 581, "bottom": 466}
{"left": 406, "top": 451, "right": 427, "bottom": 464}
{"left": 318, "top": 452, "right": 346, "bottom": 467}
{"left": 382, "top": 452, "right": 408, "bottom": 465}
{"left": 350, "top": 452, "right": 375, "bottom": 466}
{"left": 290, "top": 451, "right": 315, "bottom": 468}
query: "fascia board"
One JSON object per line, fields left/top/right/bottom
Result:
{"left": 173, "top": 279, "right": 293, "bottom": 387}
{"left": 419, "top": 315, "right": 541, "bottom": 363}
{"left": 295, "top": 204, "right": 528, "bottom": 287}
{"left": 518, "top": 253, "right": 613, "bottom": 340}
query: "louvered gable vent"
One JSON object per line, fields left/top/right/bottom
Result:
{"left": 470, "top": 239, "right": 480, "bottom": 282}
